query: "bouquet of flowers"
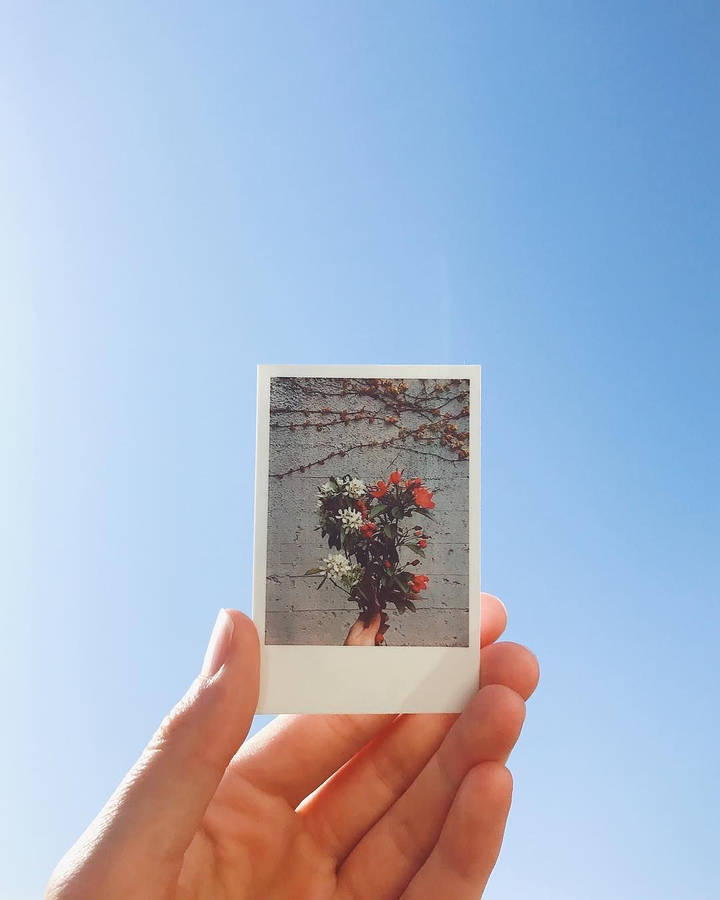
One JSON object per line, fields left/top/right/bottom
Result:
{"left": 304, "top": 470, "right": 435, "bottom": 644}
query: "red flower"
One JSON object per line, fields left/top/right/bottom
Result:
{"left": 418, "top": 538, "right": 427, "bottom": 548}
{"left": 411, "top": 574, "right": 429, "bottom": 593}
{"left": 356, "top": 499, "right": 368, "bottom": 516}
{"left": 405, "top": 477, "right": 423, "bottom": 489}
{"left": 413, "top": 487, "right": 435, "bottom": 509}
{"left": 385, "top": 560, "right": 392, "bottom": 569}
{"left": 389, "top": 469, "right": 402, "bottom": 484}
{"left": 360, "top": 521, "right": 376, "bottom": 538}
{"left": 371, "top": 480, "right": 388, "bottom": 499}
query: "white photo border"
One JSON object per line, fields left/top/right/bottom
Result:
{"left": 252, "top": 364, "right": 481, "bottom": 714}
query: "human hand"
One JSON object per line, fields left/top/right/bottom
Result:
{"left": 343, "top": 611, "right": 386, "bottom": 645}
{"left": 46, "top": 594, "right": 539, "bottom": 899}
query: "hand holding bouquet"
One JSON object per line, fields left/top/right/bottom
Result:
{"left": 305, "top": 470, "right": 435, "bottom": 644}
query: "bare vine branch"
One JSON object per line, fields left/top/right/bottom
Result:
{"left": 270, "top": 377, "right": 470, "bottom": 478}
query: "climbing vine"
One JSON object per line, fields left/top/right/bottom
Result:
{"left": 270, "top": 378, "right": 470, "bottom": 478}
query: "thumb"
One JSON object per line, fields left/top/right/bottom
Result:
{"left": 51, "top": 609, "right": 259, "bottom": 891}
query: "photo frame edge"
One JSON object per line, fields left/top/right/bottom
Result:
{"left": 252, "top": 364, "right": 481, "bottom": 713}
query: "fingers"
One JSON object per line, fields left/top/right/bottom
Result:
{"left": 47, "top": 610, "right": 260, "bottom": 895}
{"left": 336, "top": 685, "right": 525, "bottom": 900}
{"left": 298, "top": 713, "right": 455, "bottom": 857}
{"left": 227, "top": 593, "right": 507, "bottom": 806}
{"left": 400, "top": 763, "right": 512, "bottom": 899}
{"left": 229, "top": 712, "right": 394, "bottom": 809}
{"left": 298, "top": 640, "right": 537, "bottom": 859}
{"left": 481, "top": 641, "right": 540, "bottom": 699}
{"left": 480, "top": 593, "right": 507, "bottom": 646}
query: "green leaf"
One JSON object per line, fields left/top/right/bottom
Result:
{"left": 304, "top": 567, "right": 322, "bottom": 575}
{"left": 369, "top": 503, "right": 386, "bottom": 519}
{"left": 408, "top": 544, "right": 426, "bottom": 558}
{"left": 383, "top": 523, "right": 397, "bottom": 538}
{"left": 405, "top": 598, "right": 417, "bottom": 612}
{"left": 391, "top": 506, "right": 401, "bottom": 518}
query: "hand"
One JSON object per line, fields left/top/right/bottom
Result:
{"left": 344, "top": 612, "right": 384, "bottom": 645}
{"left": 46, "top": 594, "right": 539, "bottom": 899}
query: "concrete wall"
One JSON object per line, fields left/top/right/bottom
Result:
{"left": 264, "top": 377, "right": 470, "bottom": 646}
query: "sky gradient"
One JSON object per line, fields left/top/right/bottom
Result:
{"left": 2, "top": 2, "right": 719, "bottom": 897}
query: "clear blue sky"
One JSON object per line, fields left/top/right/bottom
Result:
{"left": 2, "top": 2, "right": 719, "bottom": 897}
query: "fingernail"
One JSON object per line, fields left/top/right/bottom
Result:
{"left": 201, "top": 609, "right": 234, "bottom": 677}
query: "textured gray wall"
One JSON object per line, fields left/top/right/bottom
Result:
{"left": 265, "top": 377, "right": 470, "bottom": 646}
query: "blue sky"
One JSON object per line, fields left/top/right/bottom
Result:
{"left": 2, "top": 2, "right": 719, "bottom": 897}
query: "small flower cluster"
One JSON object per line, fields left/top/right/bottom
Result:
{"left": 321, "top": 553, "right": 362, "bottom": 586}
{"left": 370, "top": 470, "right": 436, "bottom": 510}
{"left": 322, "top": 552, "right": 353, "bottom": 579}
{"left": 410, "top": 573, "right": 429, "bottom": 595}
{"left": 345, "top": 477, "right": 367, "bottom": 499}
{"left": 337, "top": 507, "right": 363, "bottom": 533}
{"left": 320, "top": 475, "right": 367, "bottom": 499}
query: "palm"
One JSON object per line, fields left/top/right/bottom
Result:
{"left": 189, "top": 769, "right": 335, "bottom": 898}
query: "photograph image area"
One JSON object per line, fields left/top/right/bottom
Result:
{"left": 265, "top": 376, "right": 471, "bottom": 647}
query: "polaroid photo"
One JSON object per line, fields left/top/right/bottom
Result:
{"left": 252, "top": 364, "right": 481, "bottom": 713}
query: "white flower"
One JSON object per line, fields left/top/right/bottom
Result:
{"left": 336, "top": 508, "right": 363, "bottom": 532}
{"left": 322, "top": 553, "right": 353, "bottom": 580}
{"left": 320, "top": 481, "right": 336, "bottom": 495}
{"left": 345, "top": 477, "right": 366, "bottom": 499}
{"left": 321, "top": 553, "right": 363, "bottom": 587}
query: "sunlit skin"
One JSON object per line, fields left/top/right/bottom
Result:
{"left": 46, "top": 594, "right": 539, "bottom": 899}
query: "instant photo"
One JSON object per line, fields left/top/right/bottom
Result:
{"left": 252, "top": 365, "right": 481, "bottom": 714}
